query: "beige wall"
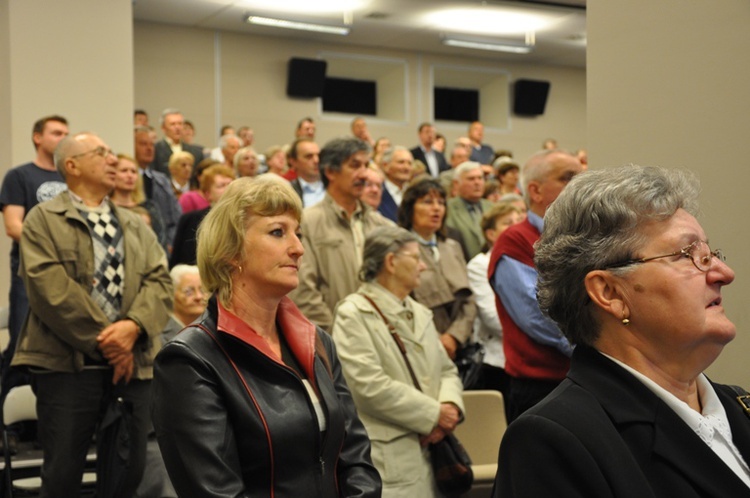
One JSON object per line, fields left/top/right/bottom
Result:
{"left": 0, "top": 0, "right": 134, "bottom": 310}
{"left": 134, "top": 21, "right": 586, "bottom": 162}
{"left": 589, "top": 1, "right": 750, "bottom": 383}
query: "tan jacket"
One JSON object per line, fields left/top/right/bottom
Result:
{"left": 290, "top": 194, "right": 393, "bottom": 330}
{"left": 14, "top": 192, "right": 172, "bottom": 379}
{"left": 332, "top": 282, "right": 464, "bottom": 495}
{"left": 412, "top": 237, "right": 477, "bottom": 344}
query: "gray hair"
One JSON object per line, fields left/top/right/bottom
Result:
{"left": 454, "top": 161, "right": 482, "bottom": 179}
{"left": 170, "top": 264, "right": 200, "bottom": 288}
{"left": 359, "top": 226, "right": 419, "bottom": 282}
{"left": 520, "top": 149, "right": 570, "bottom": 205}
{"left": 319, "top": 137, "right": 370, "bottom": 187}
{"left": 535, "top": 165, "right": 700, "bottom": 347}
{"left": 160, "top": 108, "right": 182, "bottom": 125}
{"left": 498, "top": 193, "right": 524, "bottom": 204}
{"left": 381, "top": 145, "right": 410, "bottom": 166}
{"left": 233, "top": 146, "right": 257, "bottom": 171}
{"left": 219, "top": 134, "right": 240, "bottom": 149}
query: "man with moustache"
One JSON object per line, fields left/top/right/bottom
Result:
{"left": 15, "top": 132, "right": 171, "bottom": 497}
{"left": 290, "top": 137, "right": 392, "bottom": 330}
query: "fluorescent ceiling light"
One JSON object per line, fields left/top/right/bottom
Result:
{"left": 443, "top": 38, "right": 533, "bottom": 54}
{"left": 246, "top": 16, "right": 350, "bottom": 35}
{"left": 425, "top": 8, "right": 554, "bottom": 35}
{"left": 240, "top": 0, "right": 367, "bottom": 15}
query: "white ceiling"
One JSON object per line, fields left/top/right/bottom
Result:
{"left": 133, "top": 0, "right": 587, "bottom": 68}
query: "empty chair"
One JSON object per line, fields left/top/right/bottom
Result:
{"left": 453, "top": 390, "right": 508, "bottom": 497}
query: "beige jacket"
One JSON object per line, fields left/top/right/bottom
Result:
{"left": 332, "top": 282, "right": 464, "bottom": 496}
{"left": 412, "top": 237, "right": 477, "bottom": 344}
{"left": 14, "top": 193, "right": 172, "bottom": 379}
{"left": 290, "top": 193, "right": 392, "bottom": 330}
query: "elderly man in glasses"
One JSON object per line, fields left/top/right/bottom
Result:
{"left": 14, "top": 132, "right": 172, "bottom": 498}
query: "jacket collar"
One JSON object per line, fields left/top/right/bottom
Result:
{"left": 44, "top": 191, "right": 135, "bottom": 230}
{"left": 569, "top": 346, "right": 750, "bottom": 495}
{"left": 216, "top": 296, "right": 319, "bottom": 381}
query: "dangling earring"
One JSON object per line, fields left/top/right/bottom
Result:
{"left": 622, "top": 315, "right": 630, "bottom": 326}
{"left": 237, "top": 264, "right": 243, "bottom": 274}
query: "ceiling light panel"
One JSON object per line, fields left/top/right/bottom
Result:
{"left": 240, "top": 0, "right": 369, "bottom": 15}
{"left": 424, "top": 7, "right": 556, "bottom": 35}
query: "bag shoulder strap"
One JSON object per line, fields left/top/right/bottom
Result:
{"left": 359, "top": 293, "right": 422, "bottom": 392}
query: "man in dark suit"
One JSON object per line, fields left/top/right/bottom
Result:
{"left": 377, "top": 146, "right": 413, "bottom": 222}
{"left": 151, "top": 108, "right": 204, "bottom": 177}
{"left": 410, "top": 122, "right": 449, "bottom": 178}
{"left": 135, "top": 126, "right": 182, "bottom": 250}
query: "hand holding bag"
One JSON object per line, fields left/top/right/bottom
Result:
{"left": 360, "top": 294, "right": 474, "bottom": 497}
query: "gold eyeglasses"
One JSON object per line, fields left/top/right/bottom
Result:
{"left": 603, "top": 240, "right": 725, "bottom": 273}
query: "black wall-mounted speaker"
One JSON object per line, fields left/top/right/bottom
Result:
{"left": 513, "top": 79, "right": 551, "bottom": 116}
{"left": 434, "top": 87, "right": 479, "bottom": 122}
{"left": 286, "top": 58, "right": 327, "bottom": 98}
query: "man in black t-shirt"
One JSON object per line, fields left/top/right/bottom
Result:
{"left": 0, "top": 115, "right": 69, "bottom": 452}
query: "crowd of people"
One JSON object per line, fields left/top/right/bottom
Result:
{"left": 0, "top": 109, "right": 748, "bottom": 498}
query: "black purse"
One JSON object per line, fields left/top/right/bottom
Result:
{"left": 360, "top": 294, "right": 474, "bottom": 497}
{"left": 453, "top": 341, "right": 485, "bottom": 389}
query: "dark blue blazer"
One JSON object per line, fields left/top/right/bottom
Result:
{"left": 377, "top": 188, "right": 399, "bottom": 223}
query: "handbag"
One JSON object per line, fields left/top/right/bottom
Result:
{"left": 359, "top": 293, "right": 474, "bottom": 496}
{"left": 453, "top": 341, "right": 485, "bottom": 390}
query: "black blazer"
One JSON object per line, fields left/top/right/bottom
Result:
{"left": 494, "top": 345, "right": 750, "bottom": 498}
{"left": 410, "top": 146, "right": 450, "bottom": 177}
{"left": 152, "top": 140, "right": 205, "bottom": 178}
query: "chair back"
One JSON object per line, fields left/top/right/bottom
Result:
{"left": 3, "top": 386, "right": 37, "bottom": 427}
{"left": 453, "top": 390, "right": 507, "bottom": 466}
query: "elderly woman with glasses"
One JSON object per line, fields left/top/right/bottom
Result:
{"left": 332, "top": 225, "right": 464, "bottom": 497}
{"left": 493, "top": 165, "right": 750, "bottom": 498}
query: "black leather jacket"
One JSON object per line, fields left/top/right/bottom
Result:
{"left": 152, "top": 297, "right": 382, "bottom": 497}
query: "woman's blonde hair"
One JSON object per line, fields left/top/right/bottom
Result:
{"left": 115, "top": 153, "right": 146, "bottom": 204}
{"left": 168, "top": 151, "right": 194, "bottom": 178}
{"left": 196, "top": 175, "right": 303, "bottom": 307}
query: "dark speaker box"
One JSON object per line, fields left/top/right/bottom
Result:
{"left": 322, "top": 77, "right": 377, "bottom": 115}
{"left": 434, "top": 87, "right": 479, "bottom": 122}
{"left": 287, "top": 58, "right": 327, "bottom": 98}
{"left": 513, "top": 79, "right": 551, "bottom": 116}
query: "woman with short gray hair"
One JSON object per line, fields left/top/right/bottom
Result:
{"left": 332, "top": 225, "right": 465, "bottom": 498}
{"left": 495, "top": 165, "right": 750, "bottom": 497}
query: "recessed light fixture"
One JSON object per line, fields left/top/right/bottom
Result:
{"left": 425, "top": 8, "right": 553, "bottom": 35}
{"left": 245, "top": 15, "right": 350, "bottom": 35}
{"left": 442, "top": 38, "right": 533, "bottom": 54}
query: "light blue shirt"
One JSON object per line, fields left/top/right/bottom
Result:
{"left": 299, "top": 177, "right": 325, "bottom": 208}
{"left": 491, "top": 211, "right": 573, "bottom": 357}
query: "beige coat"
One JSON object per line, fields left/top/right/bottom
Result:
{"left": 411, "top": 237, "right": 477, "bottom": 345}
{"left": 290, "top": 194, "right": 392, "bottom": 330}
{"left": 14, "top": 193, "right": 172, "bottom": 379}
{"left": 332, "top": 282, "right": 464, "bottom": 498}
